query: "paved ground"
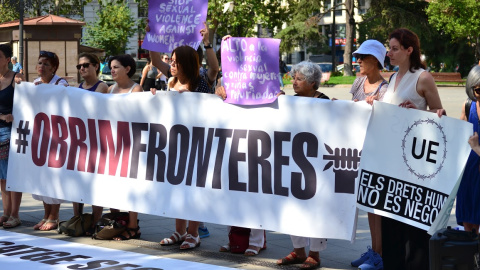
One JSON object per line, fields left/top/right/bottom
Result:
{"left": 0, "top": 84, "right": 466, "bottom": 269}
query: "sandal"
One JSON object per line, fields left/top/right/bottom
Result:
{"left": 276, "top": 251, "right": 306, "bottom": 265}
{"left": 300, "top": 256, "right": 321, "bottom": 270}
{"left": 39, "top": 219, "right": 58, "bottom": 231}
{"left": 219, "top": 244, "right": 230, "bottom": 252}
{"left": 160, "top": 231, "right": 187, "bottom": 246}
{"left": 0, "top": 215, "right": 9, "bottom": 226}
{"left": 179, "top": 234, "right": 200, "bottom": 250}
{"left": 3, "top": 216, "right": 21, "bottom": 228}
{"left": 33, "top": 219, "right": 47, "bottom": 230}
{"left": 244, "top": 245, "right": 262, "bottom": 256}
{"left": 113, "top": 227, "right": 141, "bottom": 241}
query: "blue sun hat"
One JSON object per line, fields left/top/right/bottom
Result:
{"left": 353, "top": 40, "right": 386, "bottom": 68}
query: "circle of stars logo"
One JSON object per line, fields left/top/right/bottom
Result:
{"left": 401, "top": 119, "right": 447, "bottom": 180}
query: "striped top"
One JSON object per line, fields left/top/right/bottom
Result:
{"left": 349, "top": 76, "right": 388, "bottom": 101}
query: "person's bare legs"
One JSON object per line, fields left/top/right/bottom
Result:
{"left": 368, "top": 212, "right": 382, "bottom": 256}
{"left": 72, "top": 202, "right": 84, "bottom": 216}
{"left": 39, "top": 203, "right": 60, "bottom": 231}
{"left": 113, "top": 212, "right": 140, "bottom": 240}
{"left": 0, "top": 179, "right": 11, "bottom": 224}
{"left": 180, "top": 220, "right": 200, "bottom": 249}
{"left": 463, "top": 222, "right": 479, "bottom": 234}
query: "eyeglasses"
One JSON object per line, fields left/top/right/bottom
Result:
{"left": 356, "top": 54, "right": 370, "bottom": 60}
{"left": 76, "top": 63, "right": 91, "bottom": 70}
{"left": 163, "top": 58, "right": 170, "bottom": 61}
{"left": 40, "top": 50, "right": 55, "bottom": 58}
{"left": 292, "top": 75, "right": 306, "bottom": 82}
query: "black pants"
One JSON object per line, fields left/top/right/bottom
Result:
{"left": 382, "top": 216, "right": 430, "bottom": 270}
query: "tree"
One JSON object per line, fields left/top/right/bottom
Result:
{"left": 83, "top": 4, "right": 137, "bottom": 56}
{"left": 426, "top": 0, "right": 480, "bottom": 63}
{"left": 273, "top": 0, "right": 327, "bottom": 55}
{"left": 207, "top": 0, "right": 294, "bottom": 43}
{"left": 343, "top": 0, "right": 354, "bottom": 76}
{"left": 0, "top": 1, "right": 20, "bottom": 23}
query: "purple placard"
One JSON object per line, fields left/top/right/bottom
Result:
{"left": 221, "top": 38, "right": 281, "bottom": 105}
{"left": 142, "top": 0, "right": 208, "bottom": 52}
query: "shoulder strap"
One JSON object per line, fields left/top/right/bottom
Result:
{"left": 465, "top": 98, "right": 473, "bottom": 121}
{"left": 388, "top": 73, "right": 395, "bottom": 83}
{"left": 55, "top": 77, "right": 63, "bottom": 85}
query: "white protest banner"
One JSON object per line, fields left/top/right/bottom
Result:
{"left": 0, "top": 230, "right": 234, "bottom": 269}
{"left": 8, "top": 83, "right": 372, "bottom": 240}
{"left": 357, "top": 101, "right": 471, "bottom": 231}
{"left": 142, "top": 0, "right": 208, "bottom": 52}
{"left": 221, "top": 38, "right": 281, "bottom": 105}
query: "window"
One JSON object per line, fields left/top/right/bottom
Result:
{"left": 358, "top": 0, "right": 367, "bottom": 14}
{"left": 335, "top": 0, "right": 343, "bottom": 16}
{"left": 324, "top": 0, "right": 331, "bottom": 17}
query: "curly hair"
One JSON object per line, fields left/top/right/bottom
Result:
{"left": 290, "top": 61, "right": 323, "bottom": 90}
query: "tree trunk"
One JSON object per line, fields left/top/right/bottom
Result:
{"left": 343, "top": 0, "right": 354, "bottom": 76}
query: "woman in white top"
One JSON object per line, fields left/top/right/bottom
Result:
{"left": 105, "top": 54, "right": 142, "bottom": 241}
{"left": 381, "top": 28, "right": 445, "bottom": 270}
{"left": 107, "top": 54, "right": 142, "bottom": 94}
{"left": 31, "top": 50, "right": 69, "bottom": 231}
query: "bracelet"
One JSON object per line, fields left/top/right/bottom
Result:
{"left": 204, "top": 44, "right": 213, "bottom": 49}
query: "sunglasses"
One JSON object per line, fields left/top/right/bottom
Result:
{"left": 356, "top": 54, "right": 371, "bottom": 60}
{"left": 473, "top": 86, "right": 480, "bottom": 95}
{"left": 163, "top": 57, "right": 170, "bottom": 61}
{"left": 76, "top": 63, "right": 91, "bottom": 70}
{"left": 40, "top": 50, "right": 55, "bottom": 58}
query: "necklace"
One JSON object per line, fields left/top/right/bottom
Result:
{"left": 0, "top": 69, "right": 9, "bottom": 79}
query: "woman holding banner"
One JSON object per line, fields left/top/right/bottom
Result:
{"left": 76, "top": 52, "right": 108, "bottom": 93}
{"left": 31, "top": 50, "right": 69, "bottom": 231}
{"left": 349, "top": 40, "right": 388, "bottom": 270}
{"left": 381, "top": 28, "right": 445, "bottom": 270}
{"left": 0, "top": 44, "right": 23, "bottom": 229}
{"left": 275, "top": 61, "right": 328, "bottom": 269}
{"left": 456, "top": 65, "right": 480, "bottom": 234}
{"left": 103, "top": 54, "right": 142, "bottom": 240}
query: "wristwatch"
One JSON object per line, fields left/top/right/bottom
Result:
{"left": 204, "top": 44, "right": 213, "bottom": 49}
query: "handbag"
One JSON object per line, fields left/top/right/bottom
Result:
{"left": 0, "top": 139, "right": 10, "bottom": 160}
{"left": 92, "top": 212, "right": 129, "bottom": 240}
{"left": 57, "top": 213, "right": 93, "bottom": 237}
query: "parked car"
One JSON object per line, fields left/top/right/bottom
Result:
{"left": 337, "top": 63, "right": 360, "bottom": 73}
{"left": 99, "top": 59, "right": 148, "bottom": 86}
{"left": 316, "top": 62, "right": 333, "bottom": 73}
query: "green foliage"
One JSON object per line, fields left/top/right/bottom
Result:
{"left": 0, "top": 1, "right": 20, "bottom": 23}
{"left": 426, "top": 0, "right": 480, "bottom": 62}
{"left": 208, "top": 0, "right": 294, "bottom": 38}
{"left": 274, "top": 0, "right": 327, "bottom": 54}
{"left": 83, "top": 4, "right": 136, "bottom": 56}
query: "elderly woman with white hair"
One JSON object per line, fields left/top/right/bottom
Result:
{"left": 11, "top": 56, "right": 23, "bottom": 74}
{"left": 456, "top": 65, "right": 480, "bottom": 235}
{"left": 276, "top": 61, "right": 328, "bottom": 270}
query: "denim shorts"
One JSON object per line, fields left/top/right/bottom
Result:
{"left": 0, "top": 126, "right": 12, "bottom": 179}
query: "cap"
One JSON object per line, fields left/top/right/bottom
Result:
{"left": 353, "top": 40, "right": 386, "bottom": 68}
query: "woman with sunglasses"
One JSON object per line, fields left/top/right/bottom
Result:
{"left": 348, "top": 40, "right": 387, "bottom": 270}
{"left": 381, "top": 28, "right": 445, "bottom": 270}
{"left": 0, "top": 44, "right": 23, "bottom": 229}
{"left": 76, "top": 53, "right": 108, "bottom": 93}
{"left": 31, "top": 50, "right": 68, "bottom": 231}
{"left": 456, "top": 65, "right": 480, "bottom": 236}
{"left": 33, "top": 50, "right": 68, "bottom": 87}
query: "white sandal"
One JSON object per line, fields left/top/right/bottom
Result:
{"left": 179, "top": 234, "right": 200, "bottom": 250}
{"left": 160, "top": 231, "right": 187, "bottom": 246}
{"left": 244, "top": 248, "right": 260, "bottom": 256}
{"left": 219, "top": 244, "right": 230, "bottom": 252}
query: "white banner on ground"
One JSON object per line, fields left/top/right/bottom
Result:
{"left": 8, "top": 83, "right": 372, "bottom": 240}
{"left": 0, "top": 230, "right": 234, "bottom": 269}
{"left": 356, "top": 101, "right": 471, "bottom": 232}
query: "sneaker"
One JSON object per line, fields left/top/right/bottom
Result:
{"left": 351, "top": 246, "right": 374, "bottom": 267}
{"left": 358, "top": 252, "right": 383, "bottom": 270}
{"left": 198, "top": 226, "right": 210, "bottom": 238}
